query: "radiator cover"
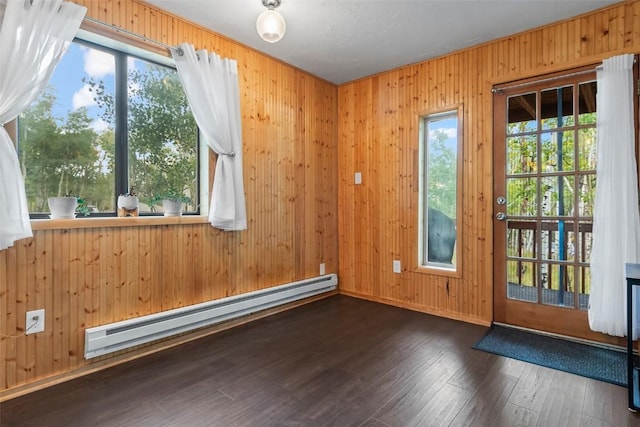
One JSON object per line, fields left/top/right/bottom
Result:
{"left": 84, "top": 274, "right": 337, "bottom": 359}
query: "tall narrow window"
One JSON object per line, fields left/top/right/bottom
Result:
{"left": 418, "top": 107, "right": 462, "bottom": 272}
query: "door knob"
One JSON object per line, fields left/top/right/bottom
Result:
{"left": 496, "top": 212, "right": 507, "bottom": 221}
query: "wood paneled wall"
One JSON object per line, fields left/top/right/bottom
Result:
{"left": 337, "top": 1, "right": 640, "bottom": 323}
{"left": 0, "top": 0, "right": 337, "bottom": 396}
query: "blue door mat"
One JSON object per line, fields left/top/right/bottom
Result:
{"left": 473, "top": 325, "right": 629, "bottom": 387}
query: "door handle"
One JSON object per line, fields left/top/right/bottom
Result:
{"left": 496, "top": 212, "right": 507, "bottom": 221}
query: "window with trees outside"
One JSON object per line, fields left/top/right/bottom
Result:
{"left": 418, "top": 107, "right": 462, "bottom": 273}
{"left": 17, "top": 34, "right": 201, "bottom": 217}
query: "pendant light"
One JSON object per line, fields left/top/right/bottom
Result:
{"left": 256, "top": 0, "right": 286, "bottom": 43}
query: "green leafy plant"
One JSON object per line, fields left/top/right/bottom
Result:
{"left": 120, "top": 187, "right": 136, "bottom": 197}
{"left": 63, "top": 193, "right": 90, "bottom": 216}
{"left": 149, "top": 188, "right": 192, "bottom": 206}
{"left": 76, "top": 198, "right": 91, "bottom": 216}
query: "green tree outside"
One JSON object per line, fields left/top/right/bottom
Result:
{"left": 19, "top": 52, "right": 198, "bottom": 214}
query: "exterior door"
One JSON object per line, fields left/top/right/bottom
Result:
{"left": 492, "top": 69, "right": 616, "bottom": 342}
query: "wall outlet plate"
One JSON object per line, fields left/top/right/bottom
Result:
{"left": 26, "top": 309, "right": 45, "bottom": 335}
{"left": 393, "top": 260, "right": 401, "bottom": 274}
{"left": 319, "top": 263, "right": 326, "bottom": 275}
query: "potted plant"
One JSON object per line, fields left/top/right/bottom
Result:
{"left": 117, "top": 187, "right": 139, "bottom": 217}
{"left": 47, "top": 194, "right": 90, "bottom": 219}
{"left": 150, "top": 189, "right": 192, "bottom": 217}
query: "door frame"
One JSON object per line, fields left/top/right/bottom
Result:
{"left": 491, "top": 65, "right": 632, "bottom": 346}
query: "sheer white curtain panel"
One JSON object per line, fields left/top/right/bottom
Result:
{"left": 588, "top": 54, "right": 640, "bottom": 339}
{"left": 0, "top": 0, "right": 86, "bottom": 250}
{"left": 171, "top": 43, "right": 247, "bottom": 230}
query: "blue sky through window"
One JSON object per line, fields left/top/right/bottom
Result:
{"left": 46, "top": 43, "right": 115, "bottom": 133}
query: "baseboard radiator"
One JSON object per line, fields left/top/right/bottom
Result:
{"left": 85, "top": 273, "right": 337, "bottom": 359}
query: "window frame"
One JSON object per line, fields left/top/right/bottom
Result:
{"left": 16, "top": 31, "right": 205, "bottom": 219}
{"left": 416, "top": 104, "right": 464, "bottom": 278}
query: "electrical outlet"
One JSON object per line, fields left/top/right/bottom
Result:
{"left": 393, "top": 260, "right": 401, "bottom": 274}
{"left": 319, "top": 263, "right": 326, "bottom": 275}
{"left": 26, "top": 309, "right": 45, "bottom": 335}
{"left": 354, "top": 172, "right": 362, "bottom": 185}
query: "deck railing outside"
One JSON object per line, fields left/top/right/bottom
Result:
{"left": 507, "top": 220, "right": 591, "bottom": 309}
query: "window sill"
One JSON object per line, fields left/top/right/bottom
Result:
{"left": 31, "top": 215, "right": 209, "bottom": 231}
{"left": 413, "top": 265, "right": 462, "bottom": 279}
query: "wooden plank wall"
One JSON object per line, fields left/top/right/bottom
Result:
{"left": 0, "top": 0, "right": 338, "bottom": 395}
{"left": 337, "top": 1, "right": 640, "bottom": 324}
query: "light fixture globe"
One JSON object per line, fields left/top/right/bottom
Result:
{"left": 257, "top": 0, "right": 286, "bottom": 43}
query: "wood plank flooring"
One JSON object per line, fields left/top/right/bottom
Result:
{"left": 1, "top": 295, "right": 638, "bottom": 426}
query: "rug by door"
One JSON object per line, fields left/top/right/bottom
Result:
{"left": 473, "top": 325, "right": 628, "bottom": 387}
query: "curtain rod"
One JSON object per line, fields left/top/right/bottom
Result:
{"left": 83, "top": 16, "right": 177, "bottom": 53}
{"left": 493, "top": 57, "right": 637, "bottom": 93}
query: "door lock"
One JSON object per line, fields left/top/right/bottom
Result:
{"left": 496, "top": 212, "right": 507, "bottom": 221}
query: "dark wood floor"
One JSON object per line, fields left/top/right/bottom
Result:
{"left": 1, "top": 295, "right": 638, "bottom": 427}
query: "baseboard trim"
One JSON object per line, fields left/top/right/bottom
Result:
{"left": 338, "top": 290, "right": 491, "bottom": 327}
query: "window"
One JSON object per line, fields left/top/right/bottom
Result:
{"left": 418, "top": 107, "right": 462, "bottom": 273}
{"left": 17, "top": 34, "right": 201, "bottom": 217}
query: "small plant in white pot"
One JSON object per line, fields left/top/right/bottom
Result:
{"left": 150, "top": 189, "right": 192, "bottom": 217}
{"left": 48, "top": 196, "right": 77, "bottom": 219}
{"left": 117, "top": 187, "right": 139, "bottom": 217}
{"left": 47, "top": 194, "right": 90, "bottom": 219}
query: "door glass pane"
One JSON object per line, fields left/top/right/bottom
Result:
{"left": 507, "top": 260, "right": 537, "bottom": 302}
{"left": 578, "top": 221, "right": 593, "bottom": 263}
{"left": 541, "top": 263, "right": 575, "bottom": 308}
{"left": 541, "top": 220, "right": 575, "bottom": 262}
{"left": 578, "top": 128, "right": 597, "bottom": 171}
{"left": 540, "top": 131, "right": 575, "bottom": 173}
{"left": 507, "top": 92, "right": 537, "bottom": 134}
{"left": 507, "top": 177, "right": 537, "bottom": 216}
{"left": 541, "top": 176, "right": 574, "bottom": 217}
{"left": 578, "top": 81, "right": 597, "bottom": 125}
{"left": 577, "top": 174, "right": 596, "bottom": 216}
{"left": 541, "top": 86, "right": 574, "bottom": 130}
{"left": 507, "top": 220, "right": 536, "bottom": 259}
{"left": 578, "top": 266, "right": 591, "bottom": 310}
{"left": 507, "top": 135, "right": 537, "bottom": 175}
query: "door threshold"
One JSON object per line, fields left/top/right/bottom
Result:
{"left": 492, "top": 322, "right": 627, "bottom": 353}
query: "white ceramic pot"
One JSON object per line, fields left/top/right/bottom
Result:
{"left": 162, "top": 199, "right": 183, "bottom": 217}
{"left": 117, "top": 195, "right": 139, "bottom": 210}
{"left": 47, "top": 197, "right": 77, "bottom": 219}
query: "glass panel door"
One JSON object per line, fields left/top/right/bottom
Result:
{"left": 493, "top": 70, "right": 603, "bottom": 340}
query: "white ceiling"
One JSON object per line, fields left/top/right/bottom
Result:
{"left": 146, "top": 0, "right": 619, "bottom": 84}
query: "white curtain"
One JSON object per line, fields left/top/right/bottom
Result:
{"left": 171, "top": 43, "right": 247, "bottom": 231}
{"left": 0, "top": 0, "right": 86, "bottom": 250}
{"left": 589, "top": 54, "right": 640, "bottom": 339}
